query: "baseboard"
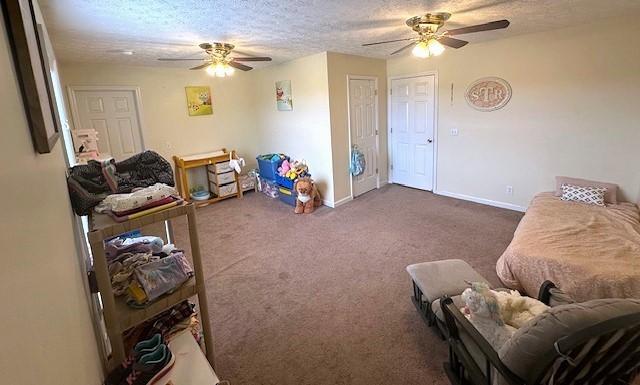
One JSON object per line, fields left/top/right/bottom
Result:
{"left": 322, "top": 199, "right": 335, "bottom": 208}
{"left": 434, "top": 190, "right": 527, "bottom": 212}
{"left": 333, "top": 195, "right": 353, "bottom": 207}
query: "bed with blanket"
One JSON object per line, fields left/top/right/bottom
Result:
{"left": 496, "top": 191, "right": 640, "bottom": 302}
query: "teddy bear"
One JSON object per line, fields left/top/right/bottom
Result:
{"left": 293, "top": 177, "right": 322, "bottom": 214}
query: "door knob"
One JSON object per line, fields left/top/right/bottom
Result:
{"left": 427, "top": 139, "right": 433, "bottom": 143}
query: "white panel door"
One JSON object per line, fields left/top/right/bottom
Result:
{"left": 74, "top": 90, "right": 143, "bottom": 160}
{"left": 349, "top": 79, "right": 378, "bottom": 197}
{"left": 390, "top": 75, "right": 435, "bottom": 190}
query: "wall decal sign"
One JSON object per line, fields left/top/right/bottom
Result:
{"left": 465, "top": 77, "right": 511, "bottom": 111}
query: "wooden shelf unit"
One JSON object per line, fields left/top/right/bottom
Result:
{"left": 173, "top": 149, "right": 243, "bottom": 208}
{"left": 87, "top": 203, "right": 214, "bottom": 371}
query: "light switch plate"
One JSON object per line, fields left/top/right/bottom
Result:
{"left": 450, "top": 128, "right": 459, "bottom": 136}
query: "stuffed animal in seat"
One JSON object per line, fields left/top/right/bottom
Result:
{"left": 460, "top": 282, "right": 516, "bottom": 350}
{"left": 293, "top": 177, "right": 322, "bottom": 214}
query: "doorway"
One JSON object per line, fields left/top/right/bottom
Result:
{"left": 68, "top": 86, "right": 145, "bottom": 161}
{"left": 389, "top": 74, "right": 437, "bottom": 191}
{"left": 348, "top": 76, "right": 379, "bottom": 197}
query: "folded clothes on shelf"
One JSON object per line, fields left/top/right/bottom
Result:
{"left": 131, "top": 251, "right": 194, "bottom": 304}
{"left": 95, "top": 183, "right": 178, "bottom": 214}
{"left": 105, "top": 197, "right": 183, "bottom": 223}
{"left": 109, "top": 252, "right": 159, "bottom": 296}
{"left": 105, "top": 235, "right": 164, "bottom": 261}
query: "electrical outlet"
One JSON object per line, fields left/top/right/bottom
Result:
{"left": 506, "top": 185, "right": 513, "bottom": 195}
{"left": 450, "top": 128, "right": 459, "bottom": 136}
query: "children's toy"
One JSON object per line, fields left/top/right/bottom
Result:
{"left": 278, "top": 159, "right": 291, "bottom": 177}
{"left": 460, "top": 282, "right": 516, "bottom": 350}
{"left": 293, "top": 177, "right": 322, "bottom": 214}
{"left": 493, "top": 289, "right": 549, "bottom": 329}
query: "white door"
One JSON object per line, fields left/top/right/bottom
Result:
{"left": 390, "top": 75, "right": 436, "bottom": 190}
{"left": 349, "top": 78, "right": 378, "bottom": 197}
{"left": 72, "top": 89, "right": 144, "bottom": 160}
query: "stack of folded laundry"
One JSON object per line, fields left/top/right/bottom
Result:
{"left": 95, "top": 183, "right": 183, "bottom": 222}
{"left": 105, "top": 234, "right": 193, "bottom": 307}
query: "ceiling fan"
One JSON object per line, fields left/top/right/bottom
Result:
{"left": 157, "top": 42, "right": 272, "bottom": 77}
{"left": 362, "top": 13, "right": 509, "bottom": 58}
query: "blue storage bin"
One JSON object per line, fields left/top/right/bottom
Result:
{"left": 256, "top": 155, "right": 286, "bottom": 181}
{"left": 275, "top": 174, "right": 295, "bottom": 189}
{"left": 278, "top": 186, "right": 297, "bottom": 206}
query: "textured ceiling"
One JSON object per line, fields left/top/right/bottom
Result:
{"left": 40, "top": 0, "right": 640, "bottom": 68}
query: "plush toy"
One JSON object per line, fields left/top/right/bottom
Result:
{"left": 493, "top": 289, "right": 549, "bottom": 329}
{"left": 460, "top": 282, "right": 516, "bottom": 350}
{"left": 278, "top": 159, "right": 291, "bottom": 177}
{"left": 293, "top": 177, "right": 322, "bottom": 214}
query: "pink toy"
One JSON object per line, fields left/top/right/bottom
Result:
{"left": 278, "top": 159, "right": 291, "bottom": 176}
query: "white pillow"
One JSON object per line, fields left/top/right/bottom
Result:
{"left": 560, "top": 183, "right": 606, "bottom": 206}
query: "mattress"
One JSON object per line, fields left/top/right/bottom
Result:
{"left": 496, "top": 192, "right": 640, "bottom": 302}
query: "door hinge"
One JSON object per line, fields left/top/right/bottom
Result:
{"left": 390, "top": 89, "right": 393, "bottom": 95}
{"left": 390, "top": 127, "right": 393, "bottom": 133}
{"left": 374, "top": 89, "right": 378, "bottom": 96}
{"left": 390, "top": 164, "right": 394, "bottom": 170}
{"left": 376, "top": 168, "right": 379, "bottom": 174}
{"left": 375, "top": 129, "right": 378, "bottom": 135}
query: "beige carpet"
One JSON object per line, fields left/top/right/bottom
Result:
{"left": 173, "top": 184, "right": 523, "bottom": 385}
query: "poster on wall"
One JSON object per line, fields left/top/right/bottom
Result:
{"left": 465, "top": 77, "right": 512, "bottom": 111}
{"left": 275, "top": 80, "right": 293, "bottom": 111}
{"left": 185, "top": 86, "right": 213, "bottom": 116}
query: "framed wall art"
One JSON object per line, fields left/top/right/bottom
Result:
{"left": 275, "top": 80, "right": 293, "bottom": 111}
{"left": 185, "top": 86, "right": 213, "bottom": 116}
{"left": 2, "top": 0, "right": 60, "bottom": 153}
{"left": 465, "top": 77, "right": 512, "bottom": 112}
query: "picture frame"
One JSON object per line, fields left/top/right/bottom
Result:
{"left": 185, "top": 86, "right": 213, "bottom": 116}
{"left": 2, "top": 0, "right": 60, "bottom": 153}
{"left": 275, "top": 80, "right": 293, "bottom": 111}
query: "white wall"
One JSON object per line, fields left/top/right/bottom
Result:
{"left": 387, "top": 17, "right": 640, "bottom": 209}
{"left": 251, "top": 52, "right": 335, "bottom": 203}
{"left": 327, "top": 52, "right": 387, "bottom": 204}
{"left": 0, "top": 10, "right": 103, "bottom": 385}
{"left": 59, "top": 64, "right": 260, "bottom": 170}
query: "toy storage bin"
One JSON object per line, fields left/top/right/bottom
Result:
{"left": 275, "top": 174, "right": 295, "bottom": 190}
{"left": 258, "top": 177, "right": 279, "bottom": 198}
{"left": 278, "top": 186, "right": 297, "bottom": 206}
{"left": 256, "top": 156, "right": 286, "bottom": 181}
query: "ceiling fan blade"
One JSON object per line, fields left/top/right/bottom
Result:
{"left": 445, "top": 20, "right": 510, "bottom": 36}
{"left": 158, "top": 58, "right": 206, "bottom": 61}
{"left": 228, "top": 61, "right": 253, "bottom": 71}
{"left": 232, "top": 57, "right": 272, "bottom": 62}
{"left": 362, "top": 37, "right": 416, "bottom": 46}
{"left": 438, "top": 36, "right": 468, "bottom": 49}
{"left": 390, "top": 41, "right": 417, "bottom": 55}
{"left": 189, "top": 63, "right": 211, "bottom": 70}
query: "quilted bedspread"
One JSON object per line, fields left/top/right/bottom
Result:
{"left": 496, "top": 192, "right": 640, "bottom": 302}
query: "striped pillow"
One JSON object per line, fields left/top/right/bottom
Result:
{"left": 560, "top": 183, "right": 606, "bottom": 206}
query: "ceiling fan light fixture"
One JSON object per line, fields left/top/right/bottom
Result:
{"left": 224, "top": 64, "right": 235, "bottom": 76}
{"left": 205, "top": 63, "right": 217, "bottom": 76}
{"left": 427, "top": 38, "right": 445, "bottom": 56}
{"left": 411, "top": 40, "right": 430, "bottom": 58}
